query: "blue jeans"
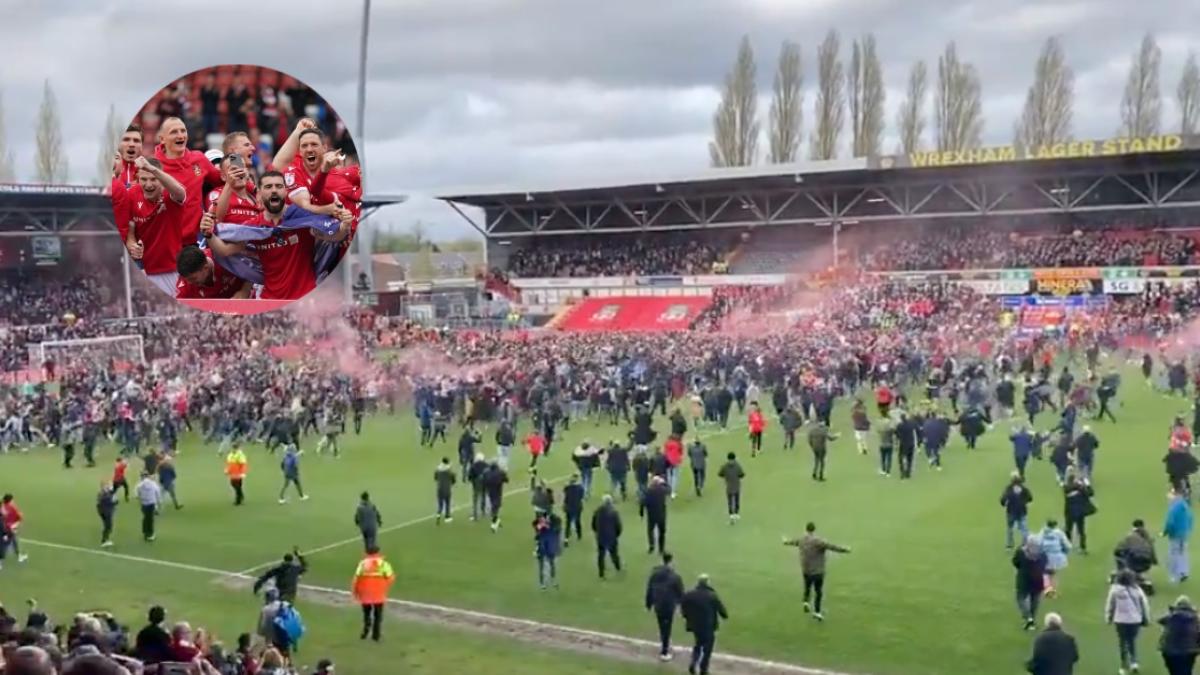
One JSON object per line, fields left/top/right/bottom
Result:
{"left": 666, "top": 466, "right": 679, "bottom": 493}
{"left": 537, "top": 554, "right": 557, "bottom": 587}
{"left": 1169, "top": 538, "right": 1190, "bottom": 582}
{"left": 1006, "top": 514, "right": 1029, "bottom": 548}
{"left": 580, "top": 468, "right": 593, "bottom": 498}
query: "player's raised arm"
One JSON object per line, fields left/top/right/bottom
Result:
{"left": 272, "top": 117, "right": 317, "bottom": 171}
{"left": 135, "top": 156, "right": 186, "bottom": 205}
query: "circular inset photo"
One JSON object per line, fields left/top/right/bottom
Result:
{"left": 109, "top": 65, "right": 362, "bottom": 313}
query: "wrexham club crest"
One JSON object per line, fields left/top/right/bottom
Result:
{"left": 658, "top": 304, "right": 690, "bottom": 322}
{"left": 193, "top": 164, "right": 201, "bottom": 176}
{"left": 590, "top": 304, "right": 620, "bottom": 322}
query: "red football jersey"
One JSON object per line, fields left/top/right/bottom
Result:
{"left": 283, "top": 155, "right": 317, "bottom": 203}
{"left": 205, "top": 186, "right": 262, "bottom": 224}
{"left": 125, "top": 186, "right": 185, "bottom": 275}
{"left": 111, "top": 160, "right": 139, "bottom": 241}
{"left": 247, "top": 213, "right": 317, "bottom": 300}
{"left": 154, "top": 144, "right": 222, "bottom": 247}
{"left": 176, "top": 247, "right": 245, "bottom": 299}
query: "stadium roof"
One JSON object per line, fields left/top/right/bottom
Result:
{"left": 437, "top": 145, "right": 1200, "bottom": 238}
{"left": 437, "top": 157, "right": 868, "bottom": 205}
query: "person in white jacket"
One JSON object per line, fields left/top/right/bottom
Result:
{"left": 1105, "top": 569, "right": 1152, "bottom": 675}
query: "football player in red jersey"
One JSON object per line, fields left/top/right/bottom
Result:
{"left": 154, "top": 116, "right": 223, "bottom": 248}
{"left": 273, "top": 120, "right": 342, "bottom": 217}
{"left": 111, "top": 124, "right": 144, "bottom": 246}
{"left": 309, "top": 150, "right": 363, "bottom": 271}
{"left": 123, "top": 156, "right": 187, "bottom": 296}
{"left": 209, "top": 155, "right": 262, "bottom": 225}
{"left": 201, "top": 170, "right": 352, "bottom": 301}
{"left": 175, "top": 245, "right": 251, "bottom": 299}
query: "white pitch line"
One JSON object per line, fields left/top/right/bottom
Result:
{"left": 236, "top": 471, "right": 574, "bottom": 576}
{"left": 23, "top": 538, "right": 249, "bottom": 579}
{"left": 238, "top": 422, "right": 730, "bottom": 576}
{"left": 21, "top": 537, "right": 856, "bottom": 675}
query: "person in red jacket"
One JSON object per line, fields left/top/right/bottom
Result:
{"left": 875, "top": 383, "right": 893, "bottom": 417}
{"left": 748, "top": 403, "right": 766, "bottom": 457}
{"left": 1, "top": 494, "right": 26, "bottom": 563}
{"left": 525, "top": 431, "right": 546, "bottom": 470}
{"left": 663, "top": 435, "right": 684, "bottom": 499}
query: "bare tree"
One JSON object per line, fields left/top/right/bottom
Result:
{"left": 935, "top": 42, "right": 984, "bottom": 152}
{"left": 897, "top": 61, "right": 928, "bottom": 154}
{"left": 34, "top": 80, "right": 69, "bottom": 184}
{"left": 810, "top": 30, "right": 845, "bottom": 160}
{"left": 847, "top": 33, "right": 885, "bottom": 157}
{"left": 1120, "top": 33, "right": 1162, "bottom": 136}
{"left": 0, "top": 88, "right": 14, "bottom": 182}
{"left": 95, "top": 105, "right": 124, "bottom": 187}
{"left": 768, "top": 40, "right": 803, "bottom": 163}
{"left": 1014, "top": 37, "right": 1074, "bottom": 150}
{"left": 1179, "top": 51, "right": 1200, "bottom": 136}
{"left": 709, "top": 35, "right": 760, "bottom": 167}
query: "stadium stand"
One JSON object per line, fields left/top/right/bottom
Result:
{"left": 505, "top": 233, "right": 732, "bottom": 277}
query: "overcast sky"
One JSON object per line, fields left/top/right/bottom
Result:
{"left": 2, "top": 0, "right": 1198, "bottom": 240}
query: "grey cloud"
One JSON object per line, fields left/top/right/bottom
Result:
{"left": 2, "top": 0, "right": 1198, "bottom": 240}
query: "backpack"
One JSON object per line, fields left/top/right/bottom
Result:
{"left": 273, "top": 603, "right": 305, "bottom": 648}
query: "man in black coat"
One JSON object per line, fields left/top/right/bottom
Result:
{"left": 640, "top": 476, "right": 670, "bottom": 554}
{"left": 457, "top": 427, "right": 481, "bottom": 482}
{"left": 562, "top": 475, "right": 585, "bottom": 546}
{"left": 1025, "top": 612, "right": 1078, "bottom": 675}
{"left": 591, "top": 494, "right": 623, "bottom": 578}
{"left": 483, "top": 462, "right": 508, "bottom": 532}
{"left": 467, "top": 453, "right": 489, "bottom": 521}
{"left": 680, "top": 574, "right": 728, "bottom": 675}
{"left": 605, "top": 440, "right": 630, "bottom": 501}
{"left": 252, "top": 547, "right": 308, "bottom": 603}
{"left": 644, "top": 552, "right": 684, "bottom": 661}
{"left": 895, "top": 413, "right": 919, "bottom": 479}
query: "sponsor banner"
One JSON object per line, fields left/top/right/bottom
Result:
{"left": 1032, "top": 267, "right": 1101, "bottom": 280}
{"left": 876, "top": 134, "right": 1198, "bottom": 170}
{"left": 685, "top": 274, "right": 787, "bottom": 286}
{"left": 1032, "top": 277, "right": 1102, "bottom": 296}
{"left": 0, "top": 183, "right": 105, "bottom": 195}
{"left": 514, "top": 274, "right": 788, "bottom": 290}
{"left": 1103, "top": 277, "right": 1146, "bottom": 294}
{"left": 635, "top": 276, "right": 684, "bottom": 287}
{"left": 959, "top": 279, "right": 1030, "bottom": 295}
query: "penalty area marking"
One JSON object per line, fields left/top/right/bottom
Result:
{"left": 22, "top": 537, "right": 857, "bottom": 675}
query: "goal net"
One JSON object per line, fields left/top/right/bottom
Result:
{"left": 30, "top": 335, "right": 146, "bottom": 374}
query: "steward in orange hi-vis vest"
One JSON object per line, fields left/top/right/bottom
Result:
{"left": 352, "top": 546, "right": 395, "bottom": 641}
{"left": 225, "top": 446, "right": 248, "bottom": 506}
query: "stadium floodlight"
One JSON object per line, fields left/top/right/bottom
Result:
{"left": 655, "top": 184, "right": 665, "bottom": 193}
{"left": 867, "top": 197, "right": 884, "bottom": 203}
{"left": 793, "top": 174, "right": 804, "bottom": 184}
{"left": 525, "top": 193, "right": 535, "bottom": 202}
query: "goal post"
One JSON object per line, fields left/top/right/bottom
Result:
{"left": 30, "top": 334, "right": 146, "bottom": 371}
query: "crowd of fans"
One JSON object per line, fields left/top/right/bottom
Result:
{"left": 858, "top": 228, "right": 1200, "bottom": 271}
{"left": 133, "top": 65, "right": 356, "bottom": 175}
{"left": 505, "top": 235, "right": 729, "bottom": 278}
{"left": 0, "top": 600, "right": 333, "bottom": 674}
{"left": 0, "top": 274, "right": 124, "bottom": 329}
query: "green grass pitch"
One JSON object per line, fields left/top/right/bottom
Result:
{"left": 2, "top": 366, "right": 1192, "bottom": 674}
